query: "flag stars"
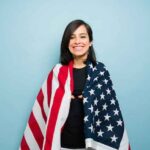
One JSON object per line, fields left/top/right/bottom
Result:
{"left": 97, "top": 129, "right": 104, "bottom": 137}
{"left": 102, "top": 103, "right": 108, "bottom": 110}
{"left": 88, "top": 105, "right": 94, "bottom": 113}
{"left": 117, "top": 119, "right": 123, "bottom": 126}
{"left": 100, "top": 93, "right": 105, "bottom": 100}
{"left": 89, "top": 64, "right": 93, "bottom": 69}
{"left": 89, "top": 89, "right": 95, "bottom": 95}
{"left": 97, "top": 84, "right": 102, "bottom": 89}
{"left": 78, "top": 64, "right": 124, "bottom": 145}
{"left": 107, "top": 124, "right": 114, "bottom": 132}
{"left": 96, "top": 119, "right": 102, "bottom": 126}
{"left": 103, "top": 79, "right": 108, "bottom": 84}
{"left": 95, "top": 109, "right": 100, "bottom": 116}
{"left": 100, "top": 71, "right": 105, "bottom": 76}
{"left": 106, "top": 88, "right": 111, "bottom": 95}
{"left": 110, "top": 99, "right": 116, "bottom": 105}
{"left": 88, "top": 124, "right": 94, "bottom": 133}
{"left": 87, "top": 75, "right": 91, "bottom": 81}
{"left": 104, "top": 113, "right": 111, "bottom": 121}
{"left": 84, "top": 115, "right": 89, "bottom": 122}
{"left": 94, "top": 98, "right": 98, "bottom": 106}
{"left": 92, "top": 67, "right": 97, "bottom": 72}
{"left": 83, "top": 97, "right": 88, "bottom": 103}
{"left": 111, "top": 135, "right": 118, "bottom": 143}
{"left": 94, "top": 77, "right": 98, "bottom": 81}
{"left": 113, "top": 109, "right": 119, "bottom": 116}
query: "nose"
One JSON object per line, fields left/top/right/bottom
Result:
{"left": 74, "top": 37, "right": 81, "bottom": 44}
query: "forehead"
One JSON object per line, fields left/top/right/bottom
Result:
{"left": 72, "top": 25, "right": 88, "bottom": 34}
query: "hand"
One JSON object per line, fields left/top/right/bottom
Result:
{"left": 71, "top": 95, "right": 83, "bottom": 99}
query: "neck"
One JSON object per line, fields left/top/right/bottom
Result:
{"left": 73, "top": 57, "right": 86, "bottom": 68}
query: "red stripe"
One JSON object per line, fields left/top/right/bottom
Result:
{"left": 20, "top": 136, "right": 30, "bottom": 150}
{"left": 60, "top": 62, "right": 74, "bottom": 133}
{"left": 128, "top": 144, "right": 131, "bottom": 150}
{"left": 28, "top": 112, "right": 44, "bottom": 149}
{"left": 69, "top": 61, "right": 74, "bottom": 92}
{"left": 44, "top": 65, "right": 68, "bottom": 150}
{"left": 37, "top": 89, "right": 47, "bottom": 122}
{"left": 47, "top": 70, "right": 53, "bottom": 107}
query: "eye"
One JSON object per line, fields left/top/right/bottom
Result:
{"left": 70, "top": 35, "right": 75, "bottom": 39}
{"left": 80, "top": 35, "right": 86, "bottom": 38}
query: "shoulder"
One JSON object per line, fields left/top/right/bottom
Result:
{"left": 46, "top": 63, "right": 62, "bottom": 77}
{"left": 51, "top": 63, "right": 71, "bottom": 75}
{"left": 95, "top": 61, "right": 110, "bottom": 77}
{"left": 96, "top": 61, "right": 105, "bottom": 68}
{"left": 87, "top": 60, "right": 108, "bottom": 72}
{"left": 91, "top": 61, "right": 107, "bottom": 72}
{"left": 53, "top": 63, "right": 63, "bottom": 70}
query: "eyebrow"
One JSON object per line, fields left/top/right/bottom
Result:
{"left": 80, "top": 33, "right": 88, "bottom": 35}
{"left": 71, "top": 33, "right": 88, "bottom": 36}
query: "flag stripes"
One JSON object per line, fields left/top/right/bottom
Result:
{"left": 25, "top": 124, "right": 40, "bottom": 150}
{"left": 37, "top": 89, "right": 47, "bottom": 123}
{"left": 19, "top": 61, "right": 131, "bottom": 150}
{"left": 43, "top": 65, "right": 69, "bottom": 150}
{"left": 28, "top": 112, "right": 43, "bottom": 149}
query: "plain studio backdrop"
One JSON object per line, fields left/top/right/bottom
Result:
{"left": 0, "top": 0, "right": 149, "bottom": 150}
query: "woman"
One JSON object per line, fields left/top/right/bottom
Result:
{"left": 19, "top": 20, "right": 131, "bottom": 150}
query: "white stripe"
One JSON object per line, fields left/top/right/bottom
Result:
{"left": 85, "top": 138, "right": 116, "bottom": 150}
{"left": 42, "top": 80, "right": 49, "bottom": 117}
{"left": 24, "top": 124, "right": 40, "bottom": 150}
{"left": 42, "top": 64, "right": 62, "bottom": 150}
{"left": 60, "top": 69, "right": 72, "bottom": 127}
{"left": 119, "top": 129, "right": 129, "bottom": 150}
{"left": 61, "top": 148, "right": 85, "bottom": 150}
{"left": 32, "top": 100, "right": 46, "bottom": 136}
{"left": 49, "top": 64, "right": 62, "bottom": 112}
{"left": 51, "top": 67, "right": 72, "bottom": 150}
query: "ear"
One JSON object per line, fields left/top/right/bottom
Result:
{"left": 90, "top": 42, "right": 93, "bottom": 47}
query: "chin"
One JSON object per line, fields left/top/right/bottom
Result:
{"left": 73, "top": 53, "right": 88, "bottom": 58}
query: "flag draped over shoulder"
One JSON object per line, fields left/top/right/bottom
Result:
{"left": 19, "top": 61, "right": 131, "bottom": 150}
{"left": 19, "top": 62, "right": 74, "bottom": 150}
{"left": 82, "top": 62, "right": 131, "bottom": 150}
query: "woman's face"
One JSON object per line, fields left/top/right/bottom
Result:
{"left": 68, "top": 25, "right": 92, "bottom": 60}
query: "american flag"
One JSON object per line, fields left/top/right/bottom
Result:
{"left": 19, "top": 61, "right": 131, "bottom": 150}
{"left": 82, "top": 62, "right": 131, "bottom": 150}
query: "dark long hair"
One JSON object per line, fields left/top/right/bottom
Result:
{"left": 59, "top": 19, "right": 96, "bottom": 65}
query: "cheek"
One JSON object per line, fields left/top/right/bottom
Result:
{"left": 68, "top": 43, "right": 74, "bottom": 52}
{"left": 84, "top": 39, "right": 91, "bottom": 45}
{"left": 86, "top": 42, "right": 91, "bottom": 47}
{"left": 68, "top": 42, "right": 71, "bottom": 49}
{"left": 68, "top": 41, "right": 73, "bottom": 47}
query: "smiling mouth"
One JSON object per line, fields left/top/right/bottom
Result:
{"left": 73, "top": 46, "right": 84, "bottom": 50}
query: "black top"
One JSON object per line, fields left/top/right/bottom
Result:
{"left": 61, "top": 66, "right": 87, "bottom": 148}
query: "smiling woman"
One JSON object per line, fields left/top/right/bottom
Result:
{"left": 19, "top": 20, "right": 131, "bottom": 150}
{"left": 68, "top": 25, "right": 92, "bottom": 62}
{"left": 60, "top": 20, "right": 96, "bottom": 68}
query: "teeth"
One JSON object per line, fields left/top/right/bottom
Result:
{"left": 74, "top": 46, "right": 82, "bottom": 50}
